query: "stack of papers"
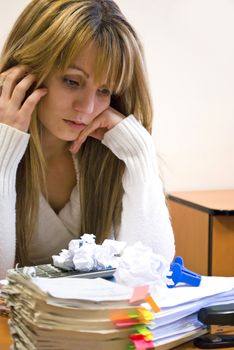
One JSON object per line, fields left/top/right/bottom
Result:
{"left": 4, "top": 271, "right": 154, "bottom": 350}
{"left": 0, "top": 279, "right": 9, "bottom": 316}
{"left": 4, "top": 269, "right": 234, "bottom": 350}
{"left": 148, "top": 276, "right": 234, "bottom": 349}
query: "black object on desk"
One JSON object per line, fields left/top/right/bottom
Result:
{"left": 194, "top": 304, "right": 234, "bottom": 348}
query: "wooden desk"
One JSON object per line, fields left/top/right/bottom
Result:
{"left": 1, "top": 316, "right": 233, "bottom": 350}
{"left": 0, "top": 316, "right": 12, "bottom": 350}
{"left": 167, "top": 189, "right": 234, "bottom": 276}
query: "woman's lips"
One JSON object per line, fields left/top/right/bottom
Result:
{"left": 63, "top": 119, "right": 86, "bottom": 129}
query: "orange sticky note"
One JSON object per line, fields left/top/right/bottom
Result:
{"left": 145, "top": 295, "right": 160, "bottom": 313}
{"left": 129, "top": 285, "right": 149, "bottom": 304}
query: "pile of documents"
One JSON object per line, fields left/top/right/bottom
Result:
{"left": 0, "top": 279, "right": 9, "bottom": 317}
{"left": 148, "top": 276, "right": 234, "bottom": 349}
{"left": 4, "top": 270, "right": 155, "bottom": 350}
{"left": 4, "top": 268, "right": 234, "bottom": 350}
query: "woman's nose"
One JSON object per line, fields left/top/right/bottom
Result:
{"left": 73, "top": 90, "right": 95, "bottom": 115}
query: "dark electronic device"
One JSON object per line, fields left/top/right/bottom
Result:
{"left": 194, "top": 304, "right": 234, "bottom": 349}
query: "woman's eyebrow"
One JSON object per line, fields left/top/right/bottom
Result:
{"left": 67, "top": 65, "right": 109, "bottom": 87}
{"left": 67, "top": 64, "right": 89, "bottom": 78}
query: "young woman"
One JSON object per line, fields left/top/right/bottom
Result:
{"left": 0, "top": 0, "right": 175, "bottom": 278}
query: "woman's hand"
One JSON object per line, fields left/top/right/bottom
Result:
{"left": 69, "top": 107, "right": 125, "bottom": 153}
{"left": 0, "top": 65, "right": 47, "bottom": 132}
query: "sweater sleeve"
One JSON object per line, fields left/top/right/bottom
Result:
{"left": 0, "top": 123, "right": 30, "bottom": 279}
{"left": 102, "top": 115, "right": 175, "bottom": 263}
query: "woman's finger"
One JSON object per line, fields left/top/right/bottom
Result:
{"left": 0, "top": 66, "right": 28, "bottom": 100}
{"left": 20, "top": 88, "right": 48, "bottom": 121}
{"left": 79, "top": 118, "right": 103, "bottom": 141}
{"left": 69, "top": 117, "right": 104, "bottom": 153}
{"left": 11, "top": 74, "right": 37, "bottom": 108}
{"left": 70, "top": 108, "right": 124, "bottom": 153}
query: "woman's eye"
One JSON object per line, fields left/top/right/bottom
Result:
{"left": 99, "top": 88, "right": 111, "bottom": 96}
{"left": 63, "top": 77, "right": 80, "bottom": 88}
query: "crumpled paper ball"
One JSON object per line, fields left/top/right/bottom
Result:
{"left": 114, "top": 242, "right": 170, "bottom": 289}
{"left": 52, "top": 235, "right": 170, "bottom": 290}
{"left": 52, "top": 234, "right": 123, "bottom": 272}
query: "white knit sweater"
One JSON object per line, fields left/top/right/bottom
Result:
{"left": 0, "top": 115, "right": 175, "bottom": 278}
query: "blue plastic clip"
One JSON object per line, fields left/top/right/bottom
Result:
{"left": 167, "top": 256, "right": 201, "bottom": 288}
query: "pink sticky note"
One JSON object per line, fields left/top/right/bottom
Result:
{"left": 132, "top": 339, "right": 155, "bottom": 350}
{"left": 129, "top": 285, "right": 149, "bottom": 304}
{"left": 114, "top": 320, "right": 138, "bottom": 327}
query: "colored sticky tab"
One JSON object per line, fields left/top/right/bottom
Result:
{"left": 129, "top": 285, "right": 149, "bottom": 304}
{"left": 131, "top": 339, "right": 155, "bottom": 349}
{"left": 130, "top": 334, "right": 144, "bottom": 341}
{"left": 129, "top": 309, "right": 141, "bottom": 318}
{"left": 137, "top": 327, "right": 152, "bottom": 337}
{"left": 129, "top": 328, "right": 155, "bottom": 349}
{"left": 114, "top": 320, "right": 139, "bottom": 327}
{"left": 144, "top": 334, "right": 153, "bottom": 341}
{"left": 111, "top": 310, "right": 131, "bottom": 321}
{"left": 145, "top": 295, "right": 160, "bottom": 313}
{"left": 138, "top": 309, "right": 154, "bottom": 322}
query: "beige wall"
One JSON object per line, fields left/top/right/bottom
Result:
{"left": 1, "top": 0, "right": 234, "bottom": 192}
{"left": 0, "top": 0, "right": 30, "bottom": 47}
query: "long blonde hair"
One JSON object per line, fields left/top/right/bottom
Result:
{"left": 0, "top": 0, "right": 153, "bottom": 265}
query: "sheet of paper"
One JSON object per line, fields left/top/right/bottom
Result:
{"left": 152, "top": 276, "right": 234, "bottom": 308}
{"left": 142, "top": 276, "right": 234, "bottom": 333}
{"left": 32, "top": 277, "right": 133, "bottom": 302}
{"left": 149, "top": 288, "right": 234, "bottom": 329}
{"left": 151, "top": 313, "right": 204, "bottom": 340}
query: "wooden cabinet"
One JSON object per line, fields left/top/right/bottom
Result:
{"left": 167, "top": 190, "right": 234, "bottom": 276}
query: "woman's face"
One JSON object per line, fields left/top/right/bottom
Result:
{"left": 38, "top": 42, "right": 111, "bottom": 142}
